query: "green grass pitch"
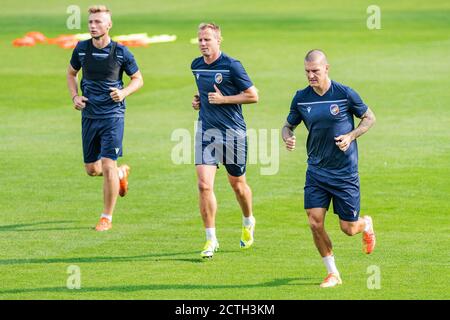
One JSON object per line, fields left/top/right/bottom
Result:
{"left": 0, "top": 0, "right": 449, "bottom": 299}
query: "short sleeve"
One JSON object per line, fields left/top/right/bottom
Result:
{"left": 70, "top": 43, "right": 82, "bottom": 70}
{"left": 287, "top": 92, "right": 303, "bottom": 126}
{"left": 121, "top": 47, "right": 139, "bottom": 76}
{"left": 347, "top": 87, "right": 368, "bottom": 118}
{"left": 230, "top": 60, "right": 253, "bottom": 92}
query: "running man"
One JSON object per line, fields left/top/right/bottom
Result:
{"left": 282, "top": 49, "right": 376, "bottom": 287}
{"left": 67, "top": 5, "right": 143, "bottom": 231}
{"left": 191, "top": 23, "right": 259, "bottom": 258}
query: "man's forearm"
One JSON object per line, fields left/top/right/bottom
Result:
{"left": 222, "top": 91, "right": 258, "bottom": 104}
{"left": 282, "top": 122, "right": 297, "bottom": 141}
{"left": 350, "top": 108, "right": 376, "bottom": 140}
{"left": 67, "top": 74, "right": 79, "bottom": 98}
{"left": 123, "top": 77, "right": 143, "bottom": 97}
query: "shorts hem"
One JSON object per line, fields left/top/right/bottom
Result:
{"left": 100, "top": 155, "right": 121, "bottom": 161}
{"left": 304, "top": 204, "right": 330, "bottom": 210}
{"left": 227, "top": 171, "right": 246, "bottom": 178}
{"left": 334, "top": 212, "right": 360, "bottom": 222}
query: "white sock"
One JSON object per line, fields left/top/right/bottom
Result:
{"left": 101, "top": 213, "right": 112, "bottom": 222}
{"left": 363, "top": 217, "right": 372, "bottom": 232}
{"left": 322, "top": 255, "right": 339, "bottom": 275}
{"left": 243, "top": 215, "right": 255, "bottom": 227}
{"left": 205, "top": 228, "right": 217, "bottom": 242}
{"left": 118, "top": 168, "right": 124, "bottom": 180}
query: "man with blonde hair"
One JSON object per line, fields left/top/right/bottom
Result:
{"left": 67, "top": 5, "right": 143, "bottom": 231}
{"left": 191, "top": 23, "right": 259, "bottom": 258}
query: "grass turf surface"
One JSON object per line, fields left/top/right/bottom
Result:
{"left": 0, "top": 0, "right": 449, "bottom": 299}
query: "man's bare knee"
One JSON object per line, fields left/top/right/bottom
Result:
{"left": 198, "top": 181, "right": 213, "bottom": 193}
{"left": 85, "top": 165, "right": 101, "bottom": 176}
{"left": 231, "top": 182, "right": 247, "bottom": 198}
{"left": 307, "top": 210, "right": 325, "bottom": 232}
{"left": 101, "top": 160, "right": 117, "bottom": 180}
{"left": 340, "top": 224, "right": 357, "bottom": 236}
{"left": 103, "top": 169, "right": 116, "bottom": 180}
{"left": 309, "top": 220, "right": 325, "bottom": 234}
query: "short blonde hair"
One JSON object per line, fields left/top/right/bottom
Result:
{"left": 88, "top": 5, "right": 111, "bottom": 16}
{"left": 198, "top": 22, "right": 222, "bottom": 40}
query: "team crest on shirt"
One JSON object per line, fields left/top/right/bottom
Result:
{"left": 330, "top": 104, "right": 340, "bottom": 115}
{"left": 214, "top": 73, "right": 223, "bottom": 84}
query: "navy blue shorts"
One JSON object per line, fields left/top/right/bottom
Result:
{"left": 81, "top": 117, "right": 124, "bottom": 163}
{"left": 304, "top": 170, "right": 360, "bottom": 222}
{"left": 195, "top": 130, "right": 247, "bottom": 177}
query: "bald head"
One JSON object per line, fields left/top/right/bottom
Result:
{"left": 304, "top": 49, "right": 330, "bottom": 89}
{"left": 304, "top": 49, "right": 328, "bottom": 65}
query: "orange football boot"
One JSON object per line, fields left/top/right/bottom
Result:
{"left": 118, "top": 164, "right": 130, "bottom": 197}
{"left": 95, "top": 217, "right": 112, "bottom": 232}
{"left": 362, "top": 215, "right": 376, "bottom": 254}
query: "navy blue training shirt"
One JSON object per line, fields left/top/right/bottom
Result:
{"left": 70, "top": 39, "right": 139, "bottom": 119}
{"left": 287, "top": 80, "right": 368, "bottom": 177}
{"left": 191, "top": 52, "right": 254, "bottom": 134}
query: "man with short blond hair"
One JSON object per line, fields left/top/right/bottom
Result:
{"left": 88, "top": 5, "right": 111, "bottom": 15}
{"left": 198, "top": 22, "right": 222, "bottom": 38}
{"left": 191, "top": 22, "right": 259, "bottom": 258}
{"left": 67, "top": 5, "right": 143, "bottom": 231}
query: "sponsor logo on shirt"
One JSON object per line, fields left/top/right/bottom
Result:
{"left": 214, "top": 73, "right": 223, "bottom": 84}
{"left": 330, "top": 104, "right": 340, "bottom": 115}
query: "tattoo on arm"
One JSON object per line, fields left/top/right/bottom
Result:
{"left": 352, "top": 108, "right": 376, "bottom": 140}
{"left": 282, "top": 121, "right": 298, "bottom": 141}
